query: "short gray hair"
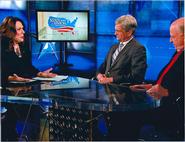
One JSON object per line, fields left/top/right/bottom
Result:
{"left": 115, "top": 15, "right": 137, "bottom": 34}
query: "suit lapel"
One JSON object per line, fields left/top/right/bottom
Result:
{"left": 106, "top": 44, "right": 118, "bottom": 71}
{"left": 110, "top": 39, "right": 134, "bottom": 68}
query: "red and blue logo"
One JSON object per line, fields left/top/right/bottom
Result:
{"left": 48, "top": 16, "right": 78, "bottom": 34}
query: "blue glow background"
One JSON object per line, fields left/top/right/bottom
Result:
{"left": 0, "top": 0, "right": 184, "bottom": 81}
{"left": 0, "top": 0, "right": 184, "bottom": 138}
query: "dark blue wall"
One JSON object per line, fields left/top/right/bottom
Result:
{"left": 0, "top": 0, "right": 184, "bottom": 81}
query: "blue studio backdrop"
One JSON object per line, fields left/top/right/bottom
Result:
{"left": 0, "top": 0, "right": 184, "bottom": 81}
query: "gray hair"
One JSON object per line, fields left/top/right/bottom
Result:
{"left": 115, "top": 15, "right": 137, "bottom": 34}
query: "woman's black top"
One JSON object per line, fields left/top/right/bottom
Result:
{"left": 1, "top": 36, "right": 39, "bottom": 85}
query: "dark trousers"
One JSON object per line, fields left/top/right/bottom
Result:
{"left": 141, "top": 104, "right": 184, "bottom": 140}
{"left": 107, "top": 111, "right": 143, "bottom": 140}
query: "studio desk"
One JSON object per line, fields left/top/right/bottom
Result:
{"left": 1, "top": 76, "right": 159, "bottom": 141}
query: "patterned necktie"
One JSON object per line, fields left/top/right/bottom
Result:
{"left": 111, "top": 43, "right": 124, "bottom": 65}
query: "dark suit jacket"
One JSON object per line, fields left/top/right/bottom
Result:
{"left": 1, "top": 36, "right": 39, "bottom": 85}
{"left": 143, "top": 51, "right": 184, "bottom": 137}
{"left": 158, "top": 50, "right": 184, "bottom": 107}
{"left": 97, "top": 38, "right": 147, "bottom": 84}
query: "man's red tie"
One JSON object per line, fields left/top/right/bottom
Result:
{"left": 157, "top": 49, "right": 183, "bottom": 85}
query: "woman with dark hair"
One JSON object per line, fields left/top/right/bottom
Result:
{"left": 0, "top": 16, "right": 57, "bottom": 140}
{"left": 0, "top": 16, "right": 56, "bottom": 86}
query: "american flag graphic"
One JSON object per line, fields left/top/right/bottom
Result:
{"left": 48, "top": 16, "right": 78, "bottom": 34}
{"left": 52, "top": 27, "right": 74, "bottom": 32}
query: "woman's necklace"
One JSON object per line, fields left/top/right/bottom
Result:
{"left": 13, "top": 44, "right": 22, "bottom": 58}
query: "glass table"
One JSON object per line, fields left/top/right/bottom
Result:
{"left": 1, "top": 76, "right": 159, "bottom": 141}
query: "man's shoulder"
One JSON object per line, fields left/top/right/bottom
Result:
{"left": 129, "top": 38, "right": 145, "bottom": 50}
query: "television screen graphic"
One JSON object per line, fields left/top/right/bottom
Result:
{"left": 37, "top": 11, "right": 89, "bottom": 41}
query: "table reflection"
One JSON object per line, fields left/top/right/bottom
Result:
{"left": 1, "top": 76, "right": 158, "bottom": 112}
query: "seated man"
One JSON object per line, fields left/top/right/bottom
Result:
{"left": 130, "top": 17, "right": 184, "bottom": 140}
{"left": 96, "top": 15, "right": 147, "bottom": 84}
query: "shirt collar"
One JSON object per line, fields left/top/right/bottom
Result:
{"left": 120, "top": 36, "right": 133, "bottom": 45}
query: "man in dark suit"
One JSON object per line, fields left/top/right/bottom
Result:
{"left": 146, "top": 17, "right": 184, "bottom": 140}
{"left": 130, "top": 17, "right": 184, "bottom": 140}
{"left": 96, "top": 15, "right": 147, "bottom": 84}
{"left": 146, "top": 18, "right": 184, "bottom": 105}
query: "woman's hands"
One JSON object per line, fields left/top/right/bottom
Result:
{"left": 8, "top": 74, "right": 33, "bottom": 82}
{"left": 8, "top": 68, "right": 57, "bottom": 82}
{"left": 37, "top": 68, "right": 57, "bottom": 78}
